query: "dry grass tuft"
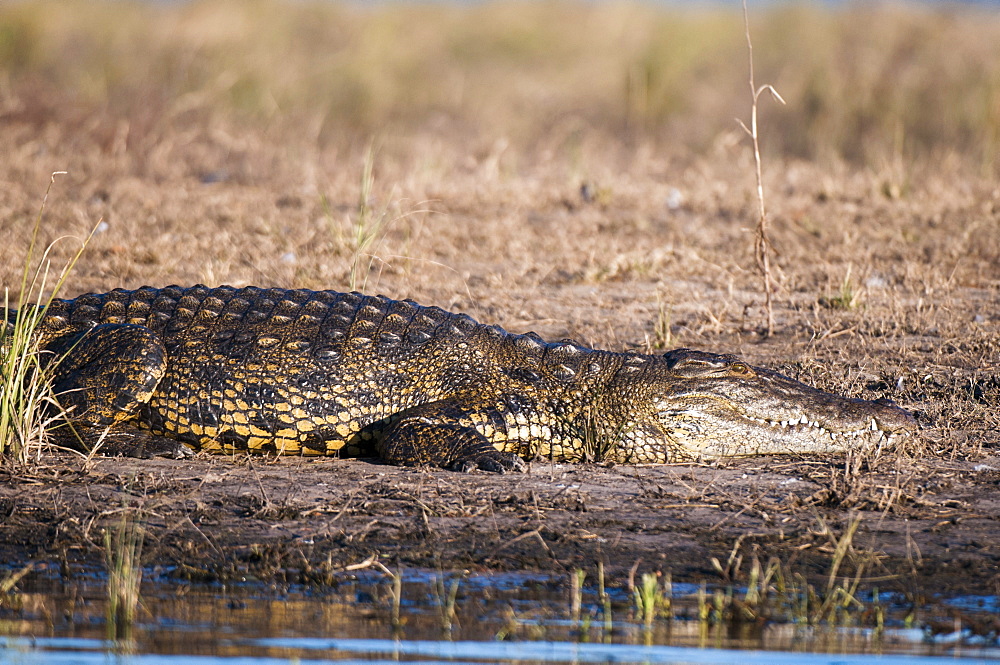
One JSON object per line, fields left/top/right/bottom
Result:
{"left": 1, "top": 172, "right": 92, "bottom": 465}
{"left": 104, "top": 503, "right": 145, "bottom": 642}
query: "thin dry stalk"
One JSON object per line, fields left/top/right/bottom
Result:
{"left": 349, "top": 142, "right": 395, "bottom": 293}
{"left": 433, "top": 571, "right": 463, "bottom": 634}
{"left": 570, "top": 568, "right": 585, "bottom": 625}
{"left": 597, "top": 560, "right": 612, "bottom": 636}
{"left": 738, "top": 0, "right": 785, "bottom": 336}
{"left": 372, "top": 561, "right": 404, "bottom": 632}
{"left": 0, "top": 562, "right": 34, "bottom": 596}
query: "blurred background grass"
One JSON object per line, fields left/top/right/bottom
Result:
{"left": 1, "top": 0, "right": 998, "bottom": 173}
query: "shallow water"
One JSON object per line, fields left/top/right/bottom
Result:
{"left": 1, "top": 570, "right": 998, "bottom": 664}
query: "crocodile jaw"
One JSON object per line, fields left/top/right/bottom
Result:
{"left": 653, "top": 367, "right": 917, "bottom": 459}
{"left": 660, "top": 399, "right": 911, "bottom": 458}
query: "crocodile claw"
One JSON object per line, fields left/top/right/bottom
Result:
{"left": 451, "top": 451, "right": 527, "bottom": 474}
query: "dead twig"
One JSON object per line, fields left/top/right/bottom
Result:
{"left": 738, "top": 0, "right": 785, "bottom": 336}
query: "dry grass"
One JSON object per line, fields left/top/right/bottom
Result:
{"left": 0, "top": 0, "right": 997, "bottom": 470}
{"left": 2, "top": 2, "right": 998, "bottom": 161}
{"left": 0, "top": 172, "right": 91, "bottom": 465}
{"left": 104, "top": 504, "right": 145, "bottom": 642}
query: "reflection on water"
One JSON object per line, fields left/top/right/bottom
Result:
{"left": 1, "top": 569, "right": 998, "bottom": 664}
{"left": 5, "top": 635, "right": 1000, "bottom": 665}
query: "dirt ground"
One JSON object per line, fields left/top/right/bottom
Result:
{"left": 2, "top": 450, "right": 1000, "bottom": 604}
{"left": 1, "top": 0, "right": 999, "bottom": 612}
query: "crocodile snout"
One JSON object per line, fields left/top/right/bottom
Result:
{"left": 872, "top": 398, "right": 918, "bottom": 433}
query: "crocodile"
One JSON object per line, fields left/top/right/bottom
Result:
{"left": 2, "top": 285, "right": 916, "bottom": 471}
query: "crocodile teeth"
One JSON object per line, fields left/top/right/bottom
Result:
{"left": 747, "top": 415, "right": 895, "bottom": 439}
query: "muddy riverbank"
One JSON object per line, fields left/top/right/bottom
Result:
{"left": 3, "top": 449, "right": 998, "bottom": 603}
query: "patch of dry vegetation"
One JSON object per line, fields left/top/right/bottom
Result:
{"left": 3, "top": 2, "right": 998, "bottom": 159}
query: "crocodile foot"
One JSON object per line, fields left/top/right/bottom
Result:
{"left": 377, "top": 407, "right": 528, "bottom": 473}
{"left": 57, "top": 426, "right": 195, "bottom": 460}
{"left": 449, "top": 450, "right": 527, "bottom": 474}
{"left": 100, "top": 433, "right": 195, "bottom": 460}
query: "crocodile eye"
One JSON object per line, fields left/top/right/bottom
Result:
{"left": 728, "top": 362, "right": 754, "bottom": 376}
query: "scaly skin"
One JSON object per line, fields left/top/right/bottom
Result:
{"left": 3, "top": 285, "right": 916, "bottom": 471}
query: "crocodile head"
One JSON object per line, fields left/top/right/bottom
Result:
{"left": 609, "top": 348, "right": 917, "bottom": 461}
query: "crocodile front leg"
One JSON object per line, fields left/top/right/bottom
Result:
{"left": 44, "top": 323, "right": 189, "bottom": 458}
{"left": 377, "top": 400, "right": 527, "bottom": 473}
